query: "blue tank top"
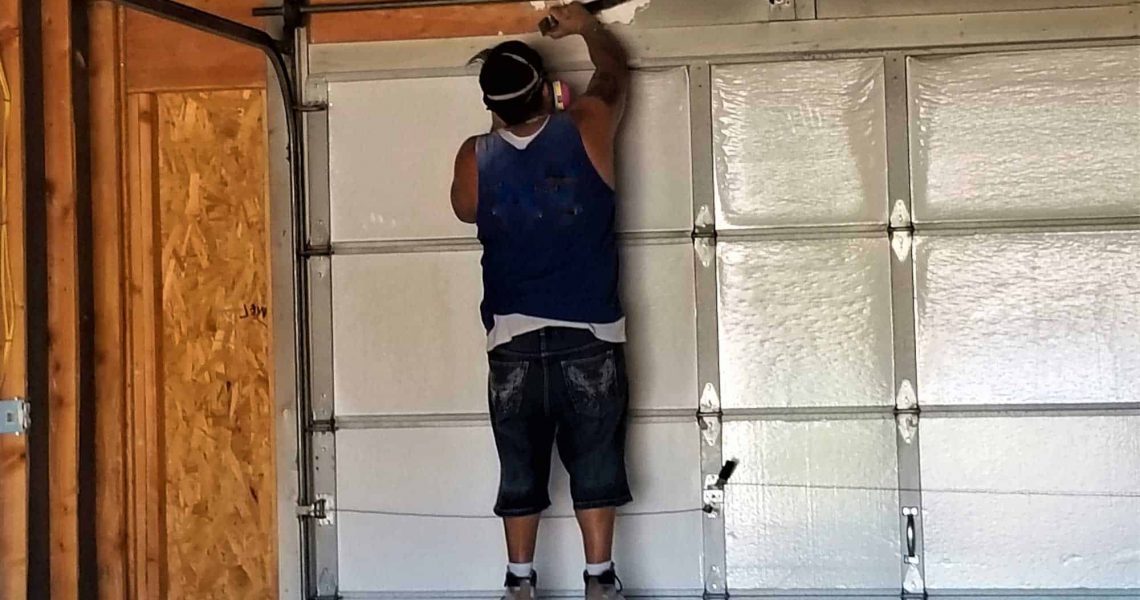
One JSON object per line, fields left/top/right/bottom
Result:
{"left": 475, "top": 112, "right": 623, "bottom": 332}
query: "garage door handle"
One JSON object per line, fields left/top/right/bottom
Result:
{"left": 903, "top": 507, "right": 919, "bottom": 563}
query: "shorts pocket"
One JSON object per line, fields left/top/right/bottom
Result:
{"left": 561, "top": 349, "right": 619, "bottom": 417}
{"left": 489, "top": 359, "right": 530, "bottom": 419}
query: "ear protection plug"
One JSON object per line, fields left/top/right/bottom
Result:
{"left": 551, "top": 80, "right": 574, "bottom": 111}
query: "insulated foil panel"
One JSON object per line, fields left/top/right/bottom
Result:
{"left": 916, "top": 231, "right": 1140, "bottom": 406}
{"left": 922, "top": 416, "right": 1140, "bottom": 589}
{"left": 723, "top": 418, "right": 900, "bottom": 590}
{"left": 909, "top": 46, "right": 1140, "bottom": 222}
{"left": 336, "top": 422, "right": 703, "bottom": 593}
{"left": 328, "top": 70, "right": 692, "bottom": 243}
{"left": 712, "top": 59, "right": 888, "bottom": 228}
{"left": 328, "top": 76, "right": 485, "bottom": 242}
{"left": 333, "top": 244, "right": 698, "bottom": 416}
{"left": 717, "top": 238, "right": 895, "bottom": 409}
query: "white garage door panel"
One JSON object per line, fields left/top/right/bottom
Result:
{"left": 621, "top": 242, "right": 698, "bottom": 411}
{"left": 332, "top": 251, "right": 488, "bottom": 416}
{"left": 922, "top": 416, "right": 1140, "bottom": 589}
{"left": 717, "top": 237, "right": 895, "bottom": 409}
{"left": 723, "top": 418, "right": 901, "bottom": 590}
{"left": 337, "top": 422, "right": 703, "bottom": 592}
{"left": 712, "top": 58, "right": 888, "bottom": 228}
{"left": 337, "top": 513, "right": 702, "bottom": 595}
{"left": 328, "top": 69, "right": 692, "bottom": 243}
{"left": 910, "top": 46, "right": 1140, "bottom": 223}
{"left": 329, "top": 76, "right": 485, "bottom": 242}
{"left": 916, "top": 231, "right": 1140, "bottom": 406}
{"left": 333, "top": 245, "right": 697, "bottom": 415}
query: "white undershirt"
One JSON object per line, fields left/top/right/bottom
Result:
{"left": 486, "top": 118, "right": 627, "bottom": 351}
{"left": 487, "top": 314, "right": 627, "bottom": 351}
{"left": 496, "top": 117, "right": 549, "bottom": 150}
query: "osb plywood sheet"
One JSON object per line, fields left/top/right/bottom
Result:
{"left": 156, "top": 89, "right": 276, "bottom": 600}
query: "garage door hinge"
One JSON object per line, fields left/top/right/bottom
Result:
{"left": 297, "top": 495, "right": 335, "bottom": 525}
{"left": 890, "top": 199, "right": 912, "bottom": 229}
{"left": 308, "top": 594, "right": 340, "bottom": 600}
{"left": 294, "top": 101, "right": 328, "bottom": 113}
{"left": 0, "top": 398, "right": 29, "bottom": 436}
{"left": 310, "top": 418, "right": 336, "bottom": 433}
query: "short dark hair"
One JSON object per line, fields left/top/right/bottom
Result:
{"left": 479, "top": 41, "right": 548, "bottom": 126}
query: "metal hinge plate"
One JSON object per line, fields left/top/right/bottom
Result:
{"left": 0, "top": 398, "right": 29, "bottom": 435}
{"left": 297, "top": 495, "right": 335, "bottom": 525}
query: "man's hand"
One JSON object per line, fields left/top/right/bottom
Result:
{"left": 545, "top": 2, "right": 601, "bottom": 39}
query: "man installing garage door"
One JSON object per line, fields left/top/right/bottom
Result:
{"left": 449, "top": 3, "right": 631, "bottom": 599}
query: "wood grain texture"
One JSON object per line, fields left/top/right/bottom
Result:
{"left": 124, "top": 0, "right": 266, "bottom": 92}
{"left": 89, "top": 3, "right": 129, "bottom": 599}
{"left": 309, "top": 3, "right": 541, "bottom": 44}
{"left": 43, "top": 0, "right": 80, "bottom": 595}
{"left": 156, "top": 89, "right": 276, "bottom": 600}
{"left": 0, "top": 0, "right": 27, "bottom": 595}
{"left": 125, "top": 91, "right": 164, "bottom": 600}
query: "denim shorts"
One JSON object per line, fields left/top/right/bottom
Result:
{"left": 488, "top": 327, "right": 633, "bottom": 517}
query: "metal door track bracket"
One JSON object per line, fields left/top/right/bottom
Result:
{"left": 0, "top": 398, "right": 29, "bottom": 435}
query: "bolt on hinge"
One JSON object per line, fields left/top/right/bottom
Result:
{"left": 309, "top": 418, "right": 336, "bottom": 433}
{"left": 0, "top": 398, "right": 29, "bottom": 436}
{"left": 699, "top": 383, "right": 720, "bottom": 414}
{"left": 891, "top": 230, "right": 913, "bottom": 261}
{"left": 890, "top": 199, "right": 911, "bottom": 229}
{"left": 297, "top": 495, "right": 335, "bottom": 525}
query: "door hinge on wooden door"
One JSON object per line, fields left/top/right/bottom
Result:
{"left": 0, "top": 397, "right": 29, "bottom": 435}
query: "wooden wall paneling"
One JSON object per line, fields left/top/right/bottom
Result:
{"left": 304, "top": 0, "right": 776, "bottom": 44}
{"left": 42, "top": 0, "right": 80, "bottom": 595}
{"left": 89, "top": 2, "right": 128, "bottom": 599}
{"left": 155, "top": 89, "right": 276, "bottom": 600}
{"left": 0, "top": 0, "right": 26, "bottom": 594}
{"left": 308, "top": 3, "right": 541, "bottom": 44}
{"left": 125, "top": 91, "right": 164, "bottom": 600}
{"left": 124, "top": 0, "right": 266, "bottom": 92}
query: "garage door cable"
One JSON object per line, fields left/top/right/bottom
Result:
{"left": 330, "top": 481, "right": 1139, "bottom": 520}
